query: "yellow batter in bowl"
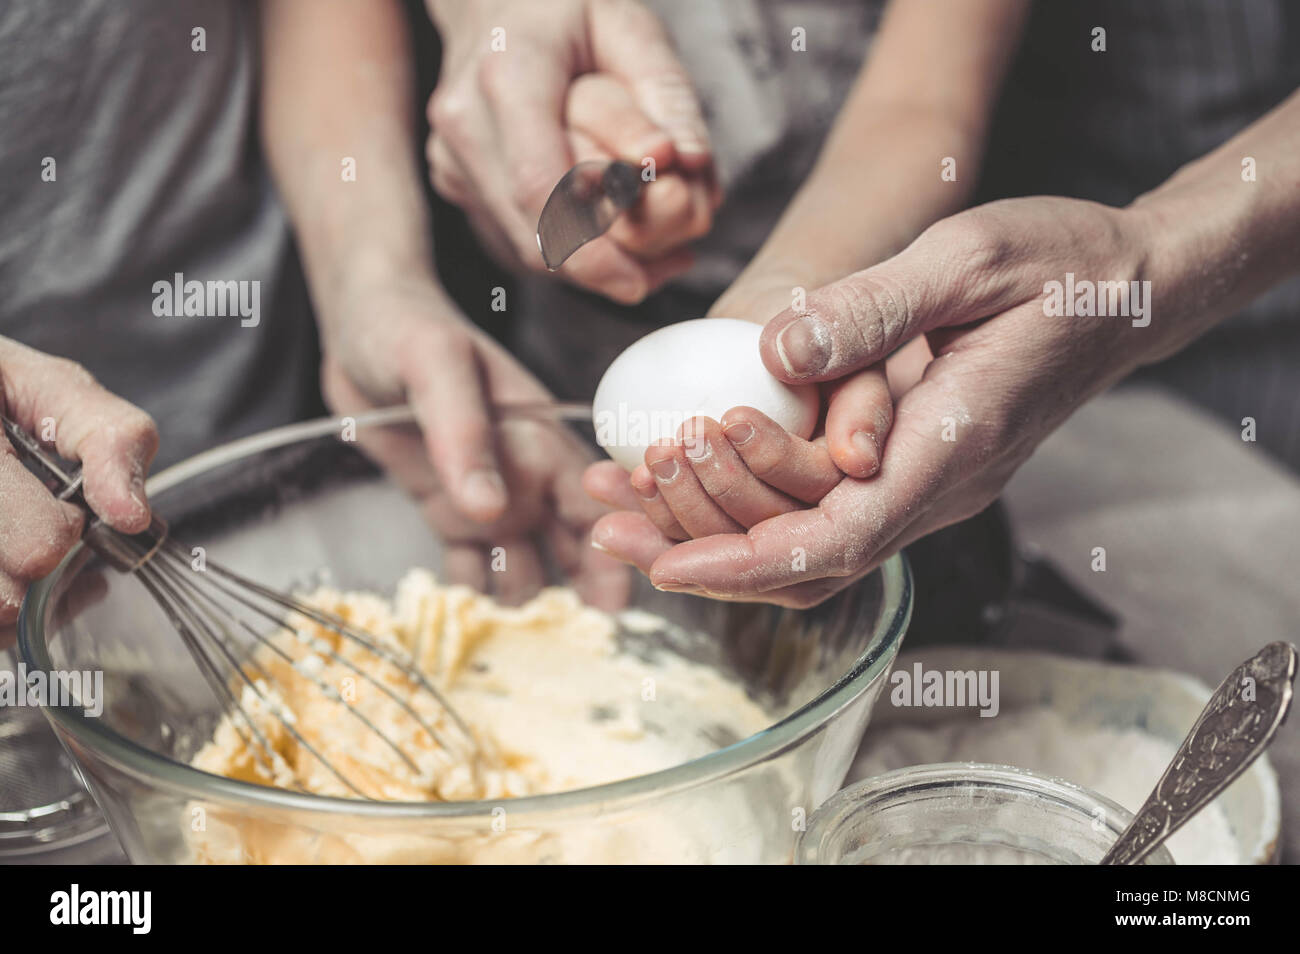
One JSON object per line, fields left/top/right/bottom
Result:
{"left": 187, "top": 569, "right": 774, "bottom": 862}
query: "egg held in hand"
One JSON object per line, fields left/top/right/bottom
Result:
{"left": 592, "top": 318, "right": 820, "bottom": 471}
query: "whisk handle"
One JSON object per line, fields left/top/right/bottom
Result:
{"left": 1, "top": 414, "right": 168, "bottom": 572}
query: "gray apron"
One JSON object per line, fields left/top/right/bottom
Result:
{"left": 0, "top": 0, "right": 319, "bottom": 466}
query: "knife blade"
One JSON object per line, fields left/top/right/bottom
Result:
{"left": 536, "top": 159, "right": 644, "bottom": 270}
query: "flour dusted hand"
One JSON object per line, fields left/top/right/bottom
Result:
{"left": 582, "top": 318, "right": 890, "bottom": 566}
{"left": 0, "top": 337, "right": 157, "bottom": 626}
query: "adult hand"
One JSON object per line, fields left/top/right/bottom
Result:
{"left": 581, "top": 267, "right": 925, "bottom": 553}
{"left": 425, "top": 0, "right": 717, "bottom": 303}
{"left": 321, "top": 274, "right": 628, "bottom": 609}
{"left": 591, "top": 196, "right": 1164, "bottom": 606}
{"left": 709, "top": 270, "right": 913, "bottom": 478}
{"left": 0, "top": 337, "right": 157, "bottom": 629}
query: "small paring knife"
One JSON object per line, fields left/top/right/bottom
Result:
{"left": 536, "top": 159, "right": 644, "bottom": 270}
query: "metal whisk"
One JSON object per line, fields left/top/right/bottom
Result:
{"left": 4, "top": 415, "right": 478, "bottom": 800}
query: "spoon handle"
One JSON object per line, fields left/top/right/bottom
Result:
{"left": 1101, "top": 641, "right": 1296, "bottom": 865}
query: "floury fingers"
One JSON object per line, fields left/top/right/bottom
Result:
{"left": 0, "top": 663, "right": 104, "bottom": 717}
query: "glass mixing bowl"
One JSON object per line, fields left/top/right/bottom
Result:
{"left": 796, "top": 763, "right": 1176, "bottom": 865}
{"left": 20, "top": 408, "right": 911, "bottom": 864}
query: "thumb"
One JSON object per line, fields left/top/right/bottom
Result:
{"left": 0, "top": 340, "right": 158, "bottom": 534}
{"left": 566, "top": 73, "right": 676, "bottom": 168}
{"left": 587, "top": 0, "right": 712, "bottom": 164}
{"left": 759, "top": 214, "right": 1026, "bottom": 383}
{"left": 398, "top": 324, "right": 508, "bottom": 524}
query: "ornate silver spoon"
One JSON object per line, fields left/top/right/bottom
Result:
{"left": 1101, "top": 641, "right": 1296, "bottom": 864}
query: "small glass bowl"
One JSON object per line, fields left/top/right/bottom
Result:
{"left": 796, "top": 763, "right": 1175, "bottom": 865}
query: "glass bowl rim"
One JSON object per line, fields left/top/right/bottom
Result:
{"left": 796, "top": 761, "right": 1176, "bottom": 864}
{"left": 19, "top": 407, "right": 913, "bottom": 821}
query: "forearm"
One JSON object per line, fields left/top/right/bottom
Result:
{"left": 740, "top": 0, "right": 1029, "bottom": 293}
{"left": 1131, "top": 87, "right": 1300, "bottom": 363}
{"left": 260, "top": 0, "right": 442, "bottom": 336}
{"left": 743, "top": 109, "right": 981, "bottom": 293}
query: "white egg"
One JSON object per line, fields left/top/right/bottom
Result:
{"left": 592, "top": 317, "right": 819, "bottom": 471}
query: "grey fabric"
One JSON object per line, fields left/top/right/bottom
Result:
{"left": 976, "top": 0, "right": 1300, "bottom": 470}
{"left": 0, "top": 0, "right": 319, "bottom": 467}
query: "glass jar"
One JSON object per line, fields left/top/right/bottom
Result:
{"left": 797, "top": 762, "right": 1175, "bottom": 865}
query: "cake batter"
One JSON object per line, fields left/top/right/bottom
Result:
{"left": 187, "top": 569, "right": 774, "bottom": 862}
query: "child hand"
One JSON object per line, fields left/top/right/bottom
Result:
{"left": 628, "top": 407, "right": 842, "bottom": 539}
{"left": 586, "top": 360, "right": 894, "bottom": 550}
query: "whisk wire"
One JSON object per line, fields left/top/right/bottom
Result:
{"left": 136, "top": 549, "right": 365, "bottom": 792}
{"left": 186, "top": 542, "right": 477, "bottom": 741}
{"left": 158, "top": 539, "right": 470, "bottom": 754}
{"left": 131, "top": 562, "right": 289, "bottom": 790}
{"left": 136, "top": 549, "right": 372, "bottom": 798}
{"left": 5, "top": 412, "right": 480, "bottom": 801}
{"left": 150, "top": 547, "right": 432, "bottom": 776}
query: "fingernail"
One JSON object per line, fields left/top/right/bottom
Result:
{"left": 776, "top": 316, "right": 832, "bottom": 377}
{"left": 633, "top": 479, "right": 658, "bottom": 500}
{"left": 590, "top": 524, "right": 616, "bottom": 551}
{"left": 461, "top": 469, "right": 507, "bottom": 514}
{"left": 683, "top": 436, "right": 710, "bottom": 461}
{"left": 672, "top": 118, "right": 712, "bottom": 156}
{"left": 128, "top": 474, "right": 149, "bottom": 517}
{"left": 851, "top": 431, "right": 881, "bottom": 476}
{"left": 674, "top": 137, "right": 709, "bottom": 158}
{"left": 655, "top": 581, "right": 703, "bottom": 595}
{"left": 722, "top": 421, "right": 755, "bottom": 445}
{"left": 632, "top": 133, "right": 671, "bottom": 159}
{"left": 649, "top": 457, "right": 679, "bottom": 482}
